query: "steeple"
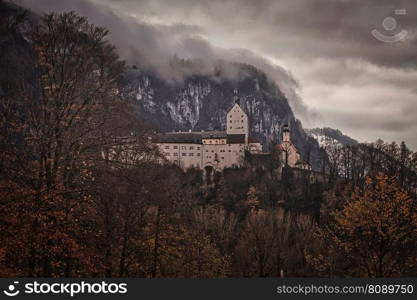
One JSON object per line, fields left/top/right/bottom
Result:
{"left": 282, "top": 124, "right": 290, "bottom": 142}
{"left": 227, "top": 88, "right": 248, "bottom": 144}
{"left": 233, "top": 88, "right": 240, "bottom": 105}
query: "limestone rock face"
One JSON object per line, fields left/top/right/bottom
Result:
{"left": 0, "top": 1, "right": 323, "bottom": 171}
{"left": 123, "top": 65, "right": 323, "bottom": 171}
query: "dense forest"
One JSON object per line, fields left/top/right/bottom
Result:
{"left": 1, "top": 9, "right": 417, "bottom": 278}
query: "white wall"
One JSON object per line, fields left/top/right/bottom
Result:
{"left": 158, "top": 142, "right": 245, "bottom": 171}
{"left": 158, "top": 143, "right": 203, "bottom": 169}
{"left": 226, "top": 104, "right": 248, "bottom": 141}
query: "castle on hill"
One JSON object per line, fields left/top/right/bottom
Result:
{"left": 155, "top": 90, "right": 310, "bottom": 173}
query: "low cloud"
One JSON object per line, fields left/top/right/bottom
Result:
{"left": 15, "top": 0, "right": 417, "bottom": 148}
{"left": 16, "top": 0, "right": 311, "bottom": 120}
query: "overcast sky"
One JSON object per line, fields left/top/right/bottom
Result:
{"left": 16, "top": 0, "right": 417, "bottom": 148}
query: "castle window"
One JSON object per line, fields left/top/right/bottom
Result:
{"left": 189, "top": 153, "right": 194, "bottom": 157}
{"left": 221, "top": 157, "right": 224, "bottom": 160}
{"left": 190, "top": 146, "right": 194, "bottom": 150}
{"left": 165, "top": 153, "right": 170, "bottom": 156}
{"left": 181, "top": 146, "right": 186, "bottom": 150}
{"left": 197, "top": 153, "right": 200, "bottom": 156}
{"left": 165, "top": 145, "right": 170, "bottom": 149}
{"left": 197, "top": 147, "right": 200, "bottom": 150}
{"left": 173, "top": 146, "right": 178, "bottom": 149}
{"left": 174, "top": 153, "right": 178, "bottom": 156}
{"left": 182, "top": 153, "right": 186, "bottom": 156}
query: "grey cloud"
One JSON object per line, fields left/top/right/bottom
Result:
{"left": 93, "top": 0, "right": 417, "bottom": 69}
{"left": 319, "top": 108, "right": 417, "bottom": 143}
{"left": 15, "top": 0, "right": 417, "bottom": 148}
{"left": 294, "top": 59, "right": 417, "bottom": 92}
{"left": 16, "top": 0, "right": 310, "bottom": 118}
{"left": 312, "top": 86, "right": 417, "bottom": 148}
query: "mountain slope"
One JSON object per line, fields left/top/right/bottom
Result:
{"left": 306, "top": 127, "right": 358, "bottom": 148}
{"left": 123, "top": 64, "right": 323, "bottom": 170}
{"left": 0, "top": 1, "right": 323, "bottom": 171}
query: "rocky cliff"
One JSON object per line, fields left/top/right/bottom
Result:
{"left": 123, "top": 64, "right": 323, "bottom": 170}
{"left": 0, "top": 1, "right": 323, "bottom": 171}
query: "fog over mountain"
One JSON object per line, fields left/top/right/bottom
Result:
{"left": 16, "top": 0, "right": 417, "bottom": 149}
{"left": 15, "top": 0, "right": 310, "bottom": 121}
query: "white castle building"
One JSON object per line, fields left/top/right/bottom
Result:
{"left": 156, "top": 92, "right": 310, "bottom": 173}
{"left": 156, "top": 94, "right": 262, "bottom": 173}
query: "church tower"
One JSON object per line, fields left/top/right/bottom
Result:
{"left": 226, "top": 89, "right": 248, "bottom": 144}
{"left": 278, "top": 123, "right": 303, "bottom": 168}
{"left": 282, "top": 124, "right": 290, "bottom": 142}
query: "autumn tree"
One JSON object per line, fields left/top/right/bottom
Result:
{"left": 308, "top": 173, "right": 417, "bottom": 277}
{"left": 191, "top": 205, "right": 238, "bottom": 257}
{"left": 0, "top": 11, "right": 137, "bottom": 276}
{"left": 127, "top": 205, "right": 230, "bottom": 278}
{"left": 235, "top": 207, "right": 317, "bottom": 277}
{"left": 245, "top": 185, "right": 261, "bottom": 211}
